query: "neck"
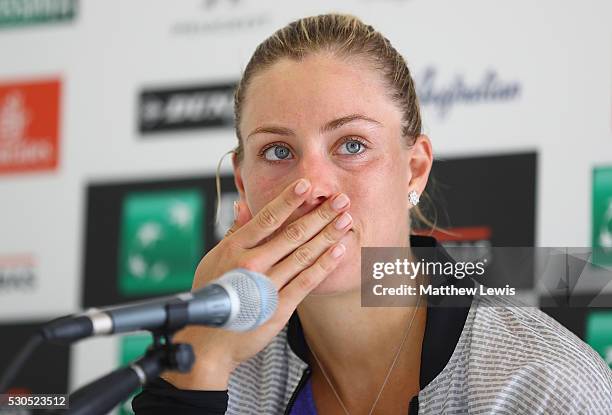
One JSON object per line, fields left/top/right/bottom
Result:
{"left": 294, "top": 233, "right": 428, "bottom": 412}
{"left": 296, "top": 286, "right": 426, "bottom": 392}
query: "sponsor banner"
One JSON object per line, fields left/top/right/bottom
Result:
{"left": 82, "top": 175, "right": 236, "bottom": 308}
{"left": 415, "top": 152, "right": 537, "bottom": 288}
{"left": 0, "top": 0, "right": 77, "bottom": 28}
{"left": 593, "top": 166, "right": 612, "bottom": 266}
{"left": 416, "top": 66, "right": 521, "bottom": 119}
{"left": 138, "top": 82, "right": 236, "bottom": 134}
{"left": 0, "top": 253, "right": 36, "bottom": 294}
{"left": 0, "top": 78, "right": 60, "bottom": 175}
{"left": 419, "top": 152, "right": 536, "bottom": 246}
{"left": 118, "top": 189, "right": 204, "bottom": 296}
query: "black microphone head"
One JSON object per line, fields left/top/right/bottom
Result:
{"left": 214, "top": 269, "right": 278, "bottom": 331}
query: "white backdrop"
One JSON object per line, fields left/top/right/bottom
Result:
{"left": 0, "top": 0, "right": 610, "bottom": 410}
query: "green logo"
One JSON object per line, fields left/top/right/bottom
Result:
{"left": 119, "top": 334, "right": 153, "bottom": 415}
{"left": 118, "top": 189, "right": 204, "bottom": 296}
{"left": 0, "top": 0, "right": 77, "bottom": 28}
{"left": 586, "top": 311, "right": 612, "bottom": 368}
{"left": 592, "top": 167, "right": 612, "bottom": 266}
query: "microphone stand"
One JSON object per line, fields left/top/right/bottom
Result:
{"left": 56, "top": 299, "right": 196, "bottom": 415}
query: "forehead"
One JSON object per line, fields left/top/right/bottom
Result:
{"left": 241, "top": 53, "right": 401, "bottom": 132}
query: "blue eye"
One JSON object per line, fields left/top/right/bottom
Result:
{"left": 263, "top": 145, "right": 293, "bottom": 161}
{"left": 338, "top": 140, "right": 365, "bottom": 155}
{"left": 260, "top": 138, "right": 367, "bottom": 163}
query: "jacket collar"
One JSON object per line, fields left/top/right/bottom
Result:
{"left": 286, "top": 234, "right": 474, "bottom": 390}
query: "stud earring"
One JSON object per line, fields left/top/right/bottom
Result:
{"left": 408, "top": 190, "right": 420, "bottom": 206}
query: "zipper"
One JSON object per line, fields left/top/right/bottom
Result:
{"left": 283, "top": 366, "right": 312, "bottom": 415}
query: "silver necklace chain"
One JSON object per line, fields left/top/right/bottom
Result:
{"left": 309, "top": 293, "right": 422, "bottom": 415}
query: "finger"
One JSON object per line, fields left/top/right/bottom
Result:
{"left": 231, "top": 178, "right": 311, "bottom": 248}
{"left": 251, "top": 193, "right": 350, "bottom": 270}
{"left": 280, "top": 243, "right": 346, "bottom": 308}
{"left": 224, "top": 200, "right": 252, "bottom": 238}
{"left": 266, "top": 212, "right": 352, "bottom": 289}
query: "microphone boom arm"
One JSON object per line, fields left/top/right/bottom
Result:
{"left": 62, "top": 299, "right": 196, "bottom": 415}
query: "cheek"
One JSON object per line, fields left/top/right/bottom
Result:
{"left": 348, "top": 157, "right": 408, "bottom": 207}
{"left": 346, "top": 159, "right": 409, "bottom": 240}
{"left": 351, "top": 188, "right": 401, "bottom": 230}
{"left": 244, "top": 174, "right": 287, "bottom": 215}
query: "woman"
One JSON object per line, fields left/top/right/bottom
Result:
{"left": 133, "top": 13, "right": 612, "bottom": 414}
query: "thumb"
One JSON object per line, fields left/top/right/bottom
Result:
{"left": 224, "top": 199, "right": 252, "bottom": 238}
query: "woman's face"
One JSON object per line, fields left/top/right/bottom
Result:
{"left": 234, "top": 52, "right": 429, "bottom": 294}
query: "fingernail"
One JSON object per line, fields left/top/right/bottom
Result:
{"left": 233, "top": 201, "right": 240, "bottom": 220}
{"left": 294, "top": 179, "right": 310, "bottom": 195}
{"left": 332, "top": 193, "right": 349, "bottom": 210}
{"left": 331, "top": 243, "right": 345, "bottom": 258}
{"left": 335, "top": 212, "right": 352, "bottom": 229}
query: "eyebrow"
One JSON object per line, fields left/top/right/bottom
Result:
{"left": 246, "top": 113, "right": 383, "bottom": 140}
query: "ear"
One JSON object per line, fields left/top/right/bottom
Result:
{"left": 232, "top": 151, "right": 246, "bottom": 201}
{"left": 408, "top": 134, "right": 433, "bottom": 197}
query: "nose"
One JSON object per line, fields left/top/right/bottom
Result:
{"left": 296, "top": 155, "right": 338, "bottom": 213}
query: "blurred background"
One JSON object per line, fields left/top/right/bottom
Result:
{"left": 0, "top": 0, "right": 610, "bottom": 413}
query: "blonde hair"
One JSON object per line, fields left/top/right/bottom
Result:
{"left": 217, "top": 13, "right": 437, "bottom": 231}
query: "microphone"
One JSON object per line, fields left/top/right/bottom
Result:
{"left": 40, "top": 268, "right": 278, "bottom": 343}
